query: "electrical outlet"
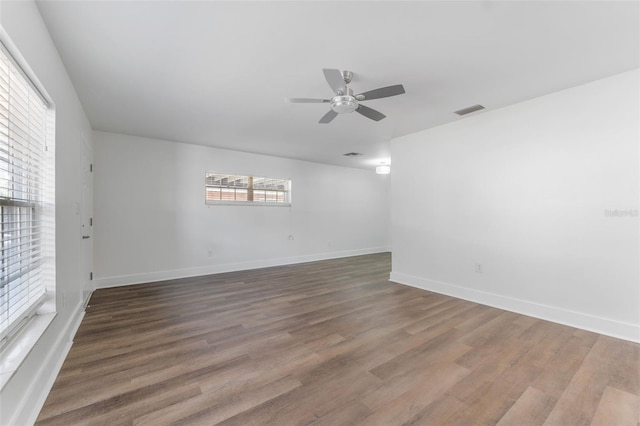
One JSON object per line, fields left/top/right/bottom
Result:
{"left": 475, "top": 263, "right": 483, "bottom": 273}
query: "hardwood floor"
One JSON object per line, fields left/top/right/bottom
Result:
{"left": 36, "top": 253, "right": 639, "bottom": 425}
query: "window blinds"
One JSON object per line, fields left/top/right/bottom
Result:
{"left": 0, "top": 44, "right": 47, "bottom": 341}
{"left": 205, "top": 173, "right": 290, "bottom": 204}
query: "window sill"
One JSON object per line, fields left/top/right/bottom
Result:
{"left": 206, "top": 201, "right": 291, "bottom": 207}
{"left": 0, "top": 311, "right": 56, "bottom": 390}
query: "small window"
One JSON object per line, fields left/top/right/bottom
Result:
{"left": 205, "top": 173, "right": 291, "bottom": 206}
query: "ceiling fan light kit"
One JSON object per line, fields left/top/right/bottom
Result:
{"left": 331, "top": 94, "right": 359, "bottom": 114}
{"left": 288, "top": 68, "right": 405, "bottom": 124}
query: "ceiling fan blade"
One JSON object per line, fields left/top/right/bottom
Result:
{"left": 323, "top": 68, "right": 345, "bottom": 94}
{"left": 356, "top": 104, "right": 386, "bottom": 121}
{"left": 287, "top": 98, "right": 330, "bottom": 103}
{"left": 357, "top": 84, "right": 405, "bottom": 101}
{"left": 319, "top": 110, "right": 338, "bottom": 124}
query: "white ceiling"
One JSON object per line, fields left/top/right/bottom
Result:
{"left": 35, "top": 1, "right": 639, "bottom": 170}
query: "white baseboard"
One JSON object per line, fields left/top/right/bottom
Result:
{"left": 10, "top": 302, "right": 86, "bottom": 426}
{"left": 95, "top": 247, "right": 391, "bottom": 289}
{"left": 390, "top": 271, "right": 640, "bottom": 344}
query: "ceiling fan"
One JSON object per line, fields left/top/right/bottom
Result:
{"left": 287, "top": 69, "right": 405, "bottom": 124}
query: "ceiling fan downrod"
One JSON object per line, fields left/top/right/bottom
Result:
{"left": 341, "top": 70, "right": 353, "bottom": 85}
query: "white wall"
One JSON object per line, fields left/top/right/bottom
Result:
{"left": 0, "top": 1, "right": 93, "bottom": 424}
{"left": 93, "top": 131, "right": 390, "bottom": 287}
{"left": 390, "top": 70, "right": 639, "bottom": 342}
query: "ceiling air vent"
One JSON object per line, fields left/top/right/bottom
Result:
{"left": 343, "top": 152, "right": 363, "bottom": 156}
{"left": 454, "top": 104, "right": 485, "bottom": 116}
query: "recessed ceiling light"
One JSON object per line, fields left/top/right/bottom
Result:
{"left": 454, "top": 104, "right": 485, "bottom": 116}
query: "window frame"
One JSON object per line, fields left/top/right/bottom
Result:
{"left": 0, "top": 38, "right": 55, "bottom": 364}
{"left": 205, "top": 173, "right": 291, "bottom": 207}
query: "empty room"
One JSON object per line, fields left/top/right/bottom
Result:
{"left": 0, "top": 1, "right": 638, "bottom": 425}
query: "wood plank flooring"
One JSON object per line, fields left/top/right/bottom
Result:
{"left": 36, "top": 253, "right": 640, "bottom": 425}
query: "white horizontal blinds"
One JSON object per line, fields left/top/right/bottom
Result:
{"left": 205, "top": 174, "right": 250, "bottom": 202}
{"left": 252, "top": 177, "right": 289, "bottom": 203}
{"left": 205, "top": 173, "right": 290, "bottom": 204}
{"left": 0, "top": 45, "right": 47, "bottom": 341}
